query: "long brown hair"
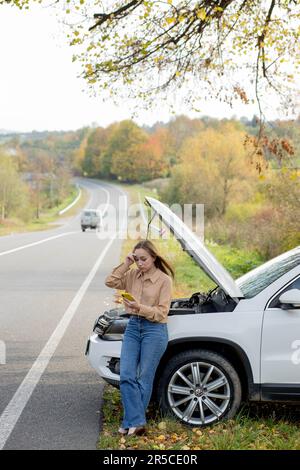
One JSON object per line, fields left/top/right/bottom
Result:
{"left": 133, "top": 240, "right": 175, "bottom": 279}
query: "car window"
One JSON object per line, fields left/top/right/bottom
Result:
{"left": 268, "top": 276, "right": 300, "bottom": 308}
{"left": 237, "top": 251, "right": 300, "bottom": 298}
{"left": 83, "top": 211, "right": 98, "bottom": 216}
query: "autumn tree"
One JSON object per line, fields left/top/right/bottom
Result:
{"left": 260, "top": 168, "right": 300, "bottom": 251}
{"left": 0, "top": 152, "right": 30, "bottom": 221}
{"left": 133, "top": 132, "right": 168, "bottom": 181}
{"left": 167, "top": 115, "right": 205, "bottom": 164}
{"left": 73, "top": 131, "right": 89, "bottom": 175}
{"left": 82, "top": 126, "right": 111, "bottom": 176}
{"left": 105, "top": 120, "right": 146, "bottom": 181}
{"left": 162, "top": 123, "right": 257, "bottom": 217}
{"left": 18, "top": 140, "right": 65, "bottom": 215}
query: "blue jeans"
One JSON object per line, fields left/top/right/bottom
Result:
{"left": 120, "top": 316, "right": 169, "bottom": 429}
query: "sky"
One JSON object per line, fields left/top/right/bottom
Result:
{"left": 0, "top": 3, "right": 296, "bottom": 133}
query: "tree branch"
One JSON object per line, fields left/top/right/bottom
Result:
{"left": 89, "top": 0, "right": 143, "bottom": 31}
{"left": 257, "top": 0, "right": 276, "bottom": 78}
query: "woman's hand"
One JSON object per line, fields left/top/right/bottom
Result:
{"left": 123, "top": 298, "right": 140, "bottom": 313}
{"left": 124, "top": 253, "right": 135, "bottom": 268}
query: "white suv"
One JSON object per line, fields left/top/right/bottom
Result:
{"left": 86, "top": 197, "right": 300, "bottom": 426}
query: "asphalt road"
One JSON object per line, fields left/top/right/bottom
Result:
{"left": 0, "top": 178, "right": 128, "bottom": 450}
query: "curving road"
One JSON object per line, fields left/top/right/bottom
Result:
{"left": 0, "top": 178, "right": 128, "bottom": 450}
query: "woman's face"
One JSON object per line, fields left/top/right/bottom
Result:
{"left": 133, "top": 248, "right": 156, "bottom": 273}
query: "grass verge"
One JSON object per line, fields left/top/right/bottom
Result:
{"left": 97, "top": 385, "right": 300, "bottom": 450}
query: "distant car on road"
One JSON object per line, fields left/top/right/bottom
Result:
{"left": 81, "top": 209, "right": 102, "bottom": 232}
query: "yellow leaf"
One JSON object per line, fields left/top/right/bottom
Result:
{"left": 166, "top": 17, "right": 176, "bottom": 24}
{"left": 196, "top": 8, "right": 206, "bottom": 20}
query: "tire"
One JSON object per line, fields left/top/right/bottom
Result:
{"left": 81, "top": 227, "right": 86, "bottom": 232}
{"left": 156, "top": 349, "right": 242, "bottom": 427}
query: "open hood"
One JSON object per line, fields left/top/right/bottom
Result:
{"left": 145, "top": 197, "right": 244, "bottom": 299}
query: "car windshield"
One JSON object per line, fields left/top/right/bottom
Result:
{"left": 84, "top": 211, "right": 97, "bottom": 216}
{"left": 236, "top": 249, "right": 300, "bottom": 298}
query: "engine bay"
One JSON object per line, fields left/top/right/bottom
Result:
{"left": 169, "top": 287, "right": 237, "bottom": 315}
{"left": 94, "top": 288, "right": 238, "bottom": 340}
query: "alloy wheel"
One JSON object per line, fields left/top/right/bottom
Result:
{"left": 167, "top": 361, "right": 231, "bottom": 425}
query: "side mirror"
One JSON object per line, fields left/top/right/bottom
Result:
{"left": 279, "top": 289, "right": 300, "bottom": 310}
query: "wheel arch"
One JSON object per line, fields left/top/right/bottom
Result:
{"left": 153, "top": 337, "right": 260, "bottom": 402}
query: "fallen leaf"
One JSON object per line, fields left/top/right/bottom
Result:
{"left": 158, "top": 421, "right": 167, "bottom": 431}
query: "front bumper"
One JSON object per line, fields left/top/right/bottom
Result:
{"left": 86, "top": 333, "right": 122, "bottom": 384}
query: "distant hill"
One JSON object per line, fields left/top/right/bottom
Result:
{"left": 0, "top": 129, "right": 16, "bottom": 135}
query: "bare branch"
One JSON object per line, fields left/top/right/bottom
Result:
{"left": 89, "top": 0, "right": 143, "bottom": 31}
{"left": 257, "top": 0, "right": 276, "bottom": 77}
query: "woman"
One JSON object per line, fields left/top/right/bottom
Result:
{"left": 105, "top": 240, "right": 174, "bottom": 436}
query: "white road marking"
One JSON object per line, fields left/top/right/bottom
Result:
{"left": 0, "top": 187, "right": 128, "bottom": 450}
{"left": 0, "top": 234, "right": 118, "bottom": 449}
{"left": 0, "top": 232, "right": 76, "bottom": 258}
{"left": 58, "top": 187, "right": 82, "bottom": 215}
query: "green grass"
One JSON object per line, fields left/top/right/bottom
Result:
{"left": 97, "top": 385, "right": 300, "bottom": 450}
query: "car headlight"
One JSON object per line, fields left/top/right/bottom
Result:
{"left": 93, "top": 313, "right": 129, "bottom": 340}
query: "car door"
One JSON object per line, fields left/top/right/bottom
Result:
{"left": 261, "top": 275, "right": 300, "bottom": 395}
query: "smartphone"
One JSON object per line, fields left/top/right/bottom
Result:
{"left": 121, "top": 292, "right": 135, "bottom": 302}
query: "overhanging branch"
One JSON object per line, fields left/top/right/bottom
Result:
{"left": 89, "top": 0, "right": 143, "bottom": 31}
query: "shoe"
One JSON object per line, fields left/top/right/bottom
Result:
{"left": 118, "top": 427, "right": 128, "bottom": 435}
{"left": 127, "top": 426, "right": 146, "bottom": 436}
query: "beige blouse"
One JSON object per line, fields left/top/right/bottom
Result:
{"left": 105, "top": 262, "right": 173, "bottom": 323}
